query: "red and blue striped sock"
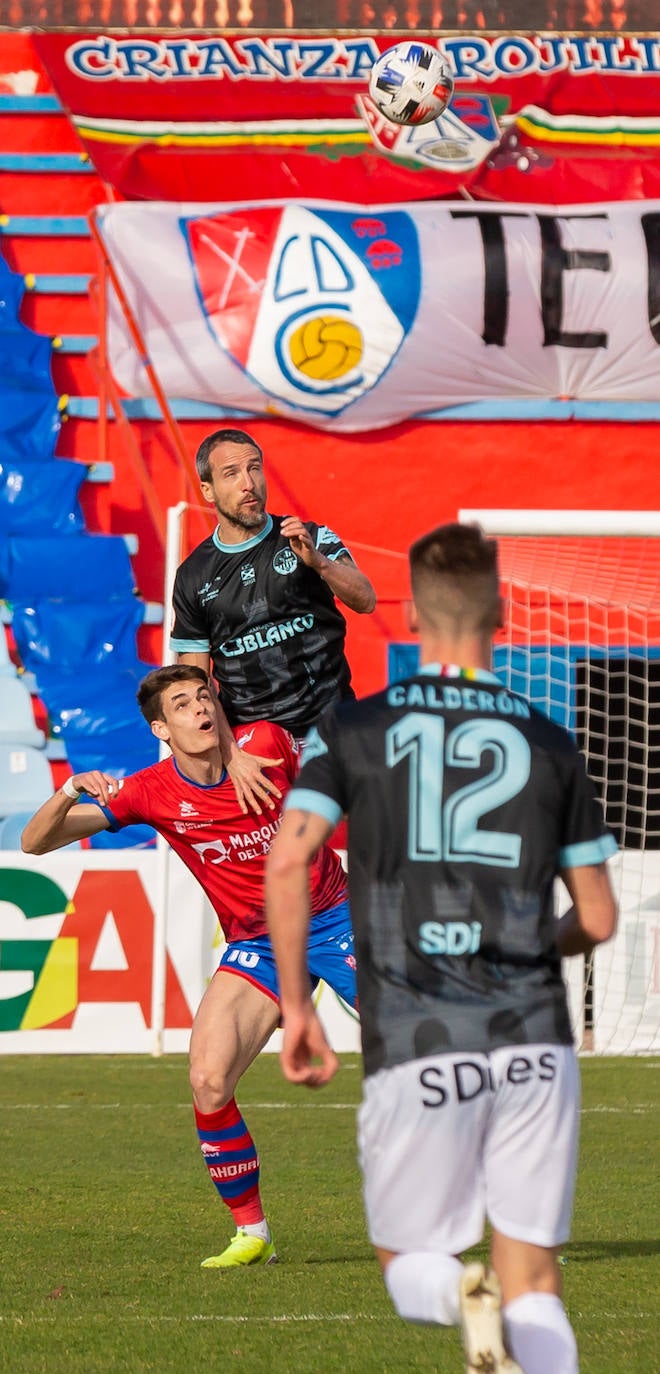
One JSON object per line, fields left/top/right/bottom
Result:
{"left": 194, "top": 1099, "right": 264, "bottom": 1227}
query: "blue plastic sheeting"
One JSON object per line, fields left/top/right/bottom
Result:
{"left": 0, "top": 459, "right": 85, "bottom": 537}
{"left": 65, "top": 721, "right": 158, "bottom": 848}
{"left": 0, "top": 389, "right": 62, "bottom": 464}
{"left": 0, "top": 532, "right": 137, "bottom": 601}
{"left": 11, "top": 595, "right": 145, "bottom": 675}
{"left": 19, "top": 661, "right": 159, "bottom": 849}
{"left": 32, "top": 662, "right": 152, "bottom": 724}
{"left": 0, "top": 249, "right": 60, "bottom": 459}
{"left": 65, "top": 725, "right": 158, "bottom": 774}
{"left": 32, "top": 664, "right": 157, "bottom": 748}
{"left": 0, "top": 328, "right": 54, "bottom": 389}
{"left": 0, "top": 254, "right": 25, "bottom": 325}
{"left": 68, "top": 734, "right": 158, "bottom": 777}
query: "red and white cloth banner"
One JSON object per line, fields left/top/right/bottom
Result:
{"left": 99, "top": 198, "right": 660, "bottom": 434}
{"left": 34, "top": 32, "right": 660, "bottom": 204}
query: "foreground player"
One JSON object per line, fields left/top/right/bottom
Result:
{"left": 266, "top": 523, "right": 618, "bottom": 1373}
{"left": 21, "top": 665, "right": 356, "bottom": 1270}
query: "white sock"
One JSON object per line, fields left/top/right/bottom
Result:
{"left": 385, "top": 1252, "right": 463, "bottom": 1326}
{"left": 504, "top": 1291, "right": 579, "bottom": 1374}
{"left": 241, "top": 1220, "right": 271, "bottom": 1242}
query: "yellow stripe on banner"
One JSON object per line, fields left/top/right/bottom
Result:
{"left": 21, "top": 936, "right": 78, "bottom": 1029}
{"left": 77, "top": 127, "right": 370, "bottom": 149}
{"left": 516, "top": 117, "right": 660, "bottom": 149}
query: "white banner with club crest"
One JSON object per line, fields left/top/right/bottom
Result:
{"left": 99, "top": 198, "right": 660, "bottom": 433}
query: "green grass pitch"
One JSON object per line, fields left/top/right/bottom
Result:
{"left": 0, "top": 1054, "right": 657, "bottom": 1373}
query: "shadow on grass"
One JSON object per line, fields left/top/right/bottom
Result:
{"left": 561, "top": 1239, "right": 660, "bottom": 1262}
{"left": 303, "top": 1238, "right": 660, "bottom": 1268}
{"left": 302, "top": 1250, "right": 376, "bottom": 1266}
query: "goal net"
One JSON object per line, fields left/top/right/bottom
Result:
{"left": 461, "top": 509, "right": 660, "bottom": 1055}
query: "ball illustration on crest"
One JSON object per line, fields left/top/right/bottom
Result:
{"left": 368, "top": 41, "right": 454, "bottom": 127}
{"left": 289, "top": 316, "right": 363, "bottom": 381}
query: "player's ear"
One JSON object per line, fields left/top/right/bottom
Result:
{"left": 497, "top": 595, "right": 506, "bottom": 630}
{"left": 151, "top": 719, "right": 170, "bottom": 744}
{"left": 199, "top": 480, "right": 215, "bottom": 508}
{"left": 405, "top": 599, "right": 419, "bottom": 633}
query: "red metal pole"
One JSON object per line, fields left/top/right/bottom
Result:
{"left": 88, "top": 210, "right": 201, "bottom": 509}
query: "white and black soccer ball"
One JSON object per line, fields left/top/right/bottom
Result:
{"left": 368, "top": 41, "right": 454, "bottom": 127}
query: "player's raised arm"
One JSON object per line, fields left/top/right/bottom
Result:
{"left": 266, "top": 806, "right": 339, "bottom": 1087}
{"left": 279, "top": 517, "right": 376, "bottom": 615}
{"left": 21, "top": 772, "right": 115, "bottom": 853}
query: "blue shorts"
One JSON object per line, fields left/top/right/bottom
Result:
{"left": 216, "top": 898, "right": 357, "bottom": 1010}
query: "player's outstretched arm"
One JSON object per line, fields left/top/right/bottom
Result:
{"left": 21, "top": 772, "right": 116, "bottom": 854}
{"left": 279, "top": 518, "right": 376, "bottom": 614}
{"left": 556, "top": 862, "right": 618, "bottom": 957}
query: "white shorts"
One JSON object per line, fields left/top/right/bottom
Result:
{"left": 357, "top": 1043, "right": 580, "bottom": 1255}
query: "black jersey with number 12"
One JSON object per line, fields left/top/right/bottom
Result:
{"left": 287, "top": 665, "right": 618, "bottom": 1073}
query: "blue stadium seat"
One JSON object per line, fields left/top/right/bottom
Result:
{"left": 0, "top": 742, "right": 53, "bottom": 817}
{"left": 0, "top": 809, "right": 81, "bottom": 851}
{"left": 0, "top": 677, "right": 45, "bottom": 748}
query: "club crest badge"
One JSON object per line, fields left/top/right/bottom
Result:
{"left": 182, "top": 203, "right": 420, "bottom": 419}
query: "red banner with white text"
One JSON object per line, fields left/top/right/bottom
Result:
{"left": 33, "top": 31, "right": 660, "bottom": 204}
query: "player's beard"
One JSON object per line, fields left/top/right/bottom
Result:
{"left": 216, "top": 497, "right": 266, "bottom": 533}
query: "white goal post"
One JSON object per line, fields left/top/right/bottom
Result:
{"left": 459, "top": 509, "right": 660, "bottom": 1055}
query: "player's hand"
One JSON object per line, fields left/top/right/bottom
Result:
{"left": 279, "top": 1006, "right": 339, "bottom": 1089}
{"left": 280, "top": 516, "right": 322, "bottom": 572}
{"left": 226, "top": 749, "right": 284, "bottom": 817}
{"left": 67, "top": 771, "right": 121, "bottom": 805}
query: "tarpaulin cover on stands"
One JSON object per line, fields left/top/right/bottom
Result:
{"left": 0, "top": 533, "right": 137, "bottom": 603}
{"left": 0, "top": 255, "right": 60, "bottom": 462}
{"left": 10, "top": 598, "right": 146, "bottom": 675}
{"left": 0, "top": 460, "right": 85, "bottom": 537}
{"left": 98, "top": 197, "right": 660, "bottom": 434}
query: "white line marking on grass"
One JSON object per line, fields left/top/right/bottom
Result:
{"left": 0, "top": 1101, "right": 358, "bottom": 1111}
{"left": 6, "top": 1100, "right": 657, "bottom": 1115}
{"left": 0, "top": 1313, "right": 398, "bottom": 1326}
{"left": 581, "top": 1105, "right": 655, "bottom": 1114}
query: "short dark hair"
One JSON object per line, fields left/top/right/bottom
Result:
{"left": 137, "top": 664, "right": 210, "bottom": 725}
{"left": 195, "top": 428, "right": 263, "bottom": 483}
{"left": 409, "top": 522, "right": 500, "bottom": 634}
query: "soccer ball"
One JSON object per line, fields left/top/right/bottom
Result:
{"left": 368, "top": 41, "right": 454, "bottom": 127}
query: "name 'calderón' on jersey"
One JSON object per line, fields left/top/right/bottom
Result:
{"left": 387, "top": 682, "right": 531, "bottom": 717}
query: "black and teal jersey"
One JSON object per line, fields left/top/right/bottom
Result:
{"left": 287, "top": 664, "right": 617, "bottom": 1074}
{"left": 170, "top": 514, "right": 355, "bottom": 734}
